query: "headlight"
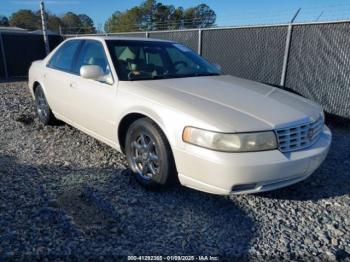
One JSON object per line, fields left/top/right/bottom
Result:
{"left": 182, "top": 127, "right": 277, "bottom": 152}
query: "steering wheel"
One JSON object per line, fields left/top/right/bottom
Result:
{"left": 173, "top": 61, "right": 188, "bottom": 71}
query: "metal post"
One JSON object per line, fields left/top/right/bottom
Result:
{"left": 59, "top": 25, "right": 62, "bottom": 35}
{"left": 0, "top": 33, "right": 8, "bottom": 79}
{"left": 198, "top": 28, "right": 202, "bottom": 55}
{"left": 145, "top": 31, "right": 149, "bottom": 38}
{"left": 280, "top": 8, "right": 301, "bottom": 87}
{"left": 280, "top": 24, "right": 293, "bottom": 87}
{"left": 40, "top": 0, "right": 50, "bottom": 55}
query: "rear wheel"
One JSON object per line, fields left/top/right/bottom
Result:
{"left": 125, "top": 118, "right": 176, "bottom": 189}
{"left": 34, "top": 85, "right": 56, "bottom": 125}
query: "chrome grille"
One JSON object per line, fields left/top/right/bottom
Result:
{"left": 276, "top": 117, "right": 324, "bottom": 152}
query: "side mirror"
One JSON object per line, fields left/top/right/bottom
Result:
{"left": 80, "top": 65, "right": 104, "bottom": 80}
{"left": 212, "top": 63, "right": 222, "bottom": 72}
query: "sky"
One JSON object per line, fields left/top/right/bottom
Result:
{"left": 2, "top": 0, "right": 350, "bottom": 29}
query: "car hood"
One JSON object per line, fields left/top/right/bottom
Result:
{"left": 122, "top": 75, "right": 322, "bottom": 132}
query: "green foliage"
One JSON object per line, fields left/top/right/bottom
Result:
{"left": 191, "top": 4, "right": 216, "bottom": 28}
{"left": 61, "top": 12, "right": 82, "bottom": 32}
{"left": 33, "top": 10, "right": 63, "bottom": 33}
{"left": 0, "top": 15, "right": 9, "bottom": 26}
{"left": 153, "top": 4, "right": 185, "bottom": 30}
{"left": 47, "top": 13, "right": 63, "bottom": 33}
{"left": 9, "top": 10, "right": 40, "bottom": 30}
{"left": 104, "top": 0, "right": 216, "bottom": 33}
{"left": 105, "top": 8, "right": 143, "bottom": 33}
{"left": 60, "top": 12, "right": 96, "bottom": 34}
{"left": 79, "top": 14, "right": 96, "bottom": 34}
{"left": 7, "top": 9, "right": 95, "bottom": 34}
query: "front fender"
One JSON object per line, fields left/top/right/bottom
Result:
{"left": 116, "top": 88, "right": 211, "bottom": 151}
{"left": 118, "top": 106, "right": 174, "bottom": 145}
{"left": 117, "top": 103, "right": 193, "bottom": 151}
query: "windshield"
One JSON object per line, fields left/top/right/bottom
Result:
{"left": 106, "top": 40, "right": 220, "bottom": 81}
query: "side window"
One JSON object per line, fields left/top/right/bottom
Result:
{"left": 48, "top": 40, "right": 81, "bottom": 72}
{"left": 74, "top": 41, "right": 110, "bottom": 75}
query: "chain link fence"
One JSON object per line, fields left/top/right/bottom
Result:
{"left": 286, "top": 22, "right": 350, "bottom": 118}
{"left": 201, "top": 26, "right": 288, "bottom": 86}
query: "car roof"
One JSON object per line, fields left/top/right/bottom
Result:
{"left": 66, "top": 35, "right": 175, "bottom": 43}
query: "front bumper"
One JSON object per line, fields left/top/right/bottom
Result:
{"left": 173, "top": 126, "right": 332, "bottom": 195}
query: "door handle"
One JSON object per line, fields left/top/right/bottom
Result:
{"left": 69, "top": 82, "right": 77, "bottom": 89}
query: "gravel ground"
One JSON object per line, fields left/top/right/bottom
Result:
{"left": 0, "top": 81, "right": 349, "bottom": 260}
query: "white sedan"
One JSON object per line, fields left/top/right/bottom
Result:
{"left": 28, "top": 36, "right": 331, "bottom": 195}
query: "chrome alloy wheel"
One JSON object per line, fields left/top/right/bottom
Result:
{"left": 130, "top": 133, "right": 159, "bottom": 180}
{"left": 36, "top": 89, "right": 49, "bottom": 120}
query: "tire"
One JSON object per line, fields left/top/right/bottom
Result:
{"left": 34, "top": 85, "right": 56, "bottom": 125}
{"left": 125, "top": 118, "right": 176, "bottom": 189}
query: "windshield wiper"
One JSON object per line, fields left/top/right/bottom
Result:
{"left": 129, "top": 75, "right": 170, "bottom": 81}
{"left": 172, "top": 72, "right": 221, "bottom": 78}
{"left": 161, "top": 72, "right": 221, "bottom": 78}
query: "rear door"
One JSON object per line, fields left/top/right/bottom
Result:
{"left": 66, "top": 40, "right": 118, "bottom": 144}
{"left": 44, "top": 40, "right": 82, "bottom": 117}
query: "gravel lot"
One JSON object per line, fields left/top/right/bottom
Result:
{"left": 0, "top": 81, "right": 349, "bottom": 260}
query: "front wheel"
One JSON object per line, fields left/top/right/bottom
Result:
{"left": 125, "top": 118, "right": 176, "bottom": 189}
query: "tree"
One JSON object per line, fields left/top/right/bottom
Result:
{"left": 140, "top": 0, "right": 157, "bottom": 30}
{"left": 61, "top": 12, "right": 96, "bottom": 34}
{"left": 105, "top": 7, "right": 143, "bottom": 32}
{"left": 79, "top": 14, "right": 96, "bottom": 34}
{"left": 0, "top": 16, "right": 9, "bottom": 26}
{"left": 47, "top": 13, "right": 63, "bottom": 33}
{"left": 6, "top": 10, "right": 96, "bottom": 34}
{"left": 168, "top": 7, "right": 184, "bottom": 29}
{"left": 61, "top": 12, "right": 83, "bottom": 34}
{"left": 9, "top": 10, "right": 40, "bottom": 30}
{"left": 33, "top": 10, "right": 63, "bottom": 33}
{"left": 154, "top": 3, "right": 174, "bottom": 30}
{"left": 104, "top": 0, "right": 216, "bottom": 33}
{"left": 191, "top": 4, "right": 216, "bottom": 28}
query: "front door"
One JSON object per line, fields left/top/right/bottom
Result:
{"left": 66, "top": 40, "right": 118, "bottom": 144}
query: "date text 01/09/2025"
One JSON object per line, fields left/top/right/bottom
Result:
{"left": 127, "top": 255, "right": 219, "bottom": 261}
